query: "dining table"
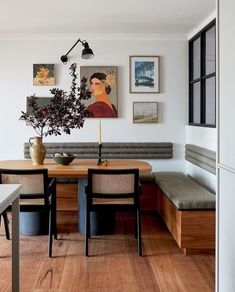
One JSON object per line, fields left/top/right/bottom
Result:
{"left": 0, "top": 159, "right": 152, "bottom": 234}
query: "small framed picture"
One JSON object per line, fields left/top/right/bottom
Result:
{"left": 129, "top": 56, "right": 160, "bottom": 93}
{"left": 133, "top": 102, "right": 158, "bottom": 123}
{"left": 33, "top": 64, "right": 55, "bottom": 86}
{"left": 26, "top": 97, "right": 52, "bottom": 114}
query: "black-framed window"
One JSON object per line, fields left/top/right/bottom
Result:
{"left": 189, "top": 19, "right": 216, "bottom": 127}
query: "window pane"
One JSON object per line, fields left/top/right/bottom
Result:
{"left": 206, "top": 25, "right": 216, "bottom": 75}
{"left": 193, "top": 38, "right": 201, "bottom": 79}
{"left": 205, "top": 77, "right": 216, "bottom": 125}
{"left": 193, "top": 82, "right": 201, "bottom": 123}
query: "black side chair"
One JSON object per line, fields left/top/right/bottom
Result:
{"left": 85, "top": 168, "right": 142, "bottom": 256}
{"left": 0, "top": 168, "right": 57, "bottom": 257}
{"left": 0, "top": 211, "right": 10, "bottom": 240}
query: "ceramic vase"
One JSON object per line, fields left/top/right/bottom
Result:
{"left": 29, "top": 136, "right": 46, "bottom": 165}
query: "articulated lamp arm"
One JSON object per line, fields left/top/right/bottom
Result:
{"left": 60, "top": 38, "right": 94, "bottom": 64}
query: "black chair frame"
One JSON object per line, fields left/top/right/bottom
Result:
{"left": 0, "top": 168, "right": 57, "bottom": 257}
{"left": 85, "top": 168, "right": 142, "bottom": 256}
{"left": 0, "top": 211, "right": 10, "bottom": 240}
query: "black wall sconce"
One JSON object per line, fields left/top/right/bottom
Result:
{"left": 60, "top": 38, "right": 94, "bottom": 64}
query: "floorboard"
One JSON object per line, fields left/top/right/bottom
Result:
{"left": 0, "top": 212, "right": 215, "bottom": 292}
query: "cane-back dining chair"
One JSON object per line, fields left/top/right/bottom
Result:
{"left": 0, "top": 211, "right": 10, "bottom": 239}
{"left": 0, "top": 168, "right": 57, "bottom": 257}
{"left": 85, "top": 168, "right": 142, "bottom": 256}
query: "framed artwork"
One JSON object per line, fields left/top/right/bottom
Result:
{"left": 133, "top": 102, "right": 158, "bottom": 123}
{"left": 33, "top": 64, "right": 55, "bottom": 86}
{"left": 129, "top": 56, "right": 160, "bottom": 93}
{"left": 80, "top": 66, "right": 118, "bottom": 118}
{"left": 26, "top": 97, "right": 51, "bottom": 114}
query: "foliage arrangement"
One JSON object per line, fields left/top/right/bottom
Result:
{"left": 20, "top": 63, "right": 91, "bottom": 137}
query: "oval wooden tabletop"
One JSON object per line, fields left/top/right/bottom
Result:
{"left": 0, "top": 159, "right": 152, "bottom": 177}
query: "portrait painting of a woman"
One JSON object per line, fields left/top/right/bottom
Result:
{"left": 81, "top": 66, "right": 118, "bottom": 118}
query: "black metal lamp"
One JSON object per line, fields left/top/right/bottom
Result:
{"left": 60, "top": 38, "right": 94, "bottom": 64}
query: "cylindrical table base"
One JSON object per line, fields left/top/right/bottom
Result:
{"left": 20, "top": 211, "right": 49, "bottom": 236}
{"left": 79, "top": 210, "right": 115, "bottom": 235}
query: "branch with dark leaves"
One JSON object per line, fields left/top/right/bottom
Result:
{"left": 19, "top": 63, "right": 91, "bottom": 138}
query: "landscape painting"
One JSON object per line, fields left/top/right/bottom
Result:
{"left": 133, "top": 102, "right": 158, "bottom": 123}
{"left": 26, "top": 97, "right": 51, "bottom": 115}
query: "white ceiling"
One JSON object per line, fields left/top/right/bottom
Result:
{"left": 1, "top": 0, "right": 215, "bottom": 35}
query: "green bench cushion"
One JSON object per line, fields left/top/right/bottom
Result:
{"left": 153, "top": 172, "right": 215, "bottom": 210}
{"left": 24, "top": 142, "right": 173, "bottom": 159}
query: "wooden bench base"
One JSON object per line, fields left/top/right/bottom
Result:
{"left": 156, "top": 187, "right": 215, "bottom": 254}
{"left": 140, "top": 183, "right": 158, "bottom": 211}
{"left": 56, "top": 182, "right": 215, "bottom": 254}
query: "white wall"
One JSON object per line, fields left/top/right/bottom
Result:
{"left": 186, "top": 12, "right": 217, "bottom": 191}
{"left": 0, "top": 34, "right": 187, "bottom": 172}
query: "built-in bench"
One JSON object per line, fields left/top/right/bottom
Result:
{"left": 24, "top": 142, "right": 173, "bottom": 211}
{"left": 140, "top": 144, "right": 216, "bottom": 254}
{"left": 154, "top": 172, "right": 215, "bottom": 254}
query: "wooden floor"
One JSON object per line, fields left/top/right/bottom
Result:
{"left": 0, "top": 212, "right": 215, "bottom": 292}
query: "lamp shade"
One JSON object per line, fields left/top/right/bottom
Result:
{"left": 82, "top": 43, "right": 94, "bottom": 59}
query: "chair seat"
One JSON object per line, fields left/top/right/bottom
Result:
{"left": 20, "top": 198, "right": 45, "bottom": 205}
{"left": 92, "top": 198, "right": 134, "bottom": 205}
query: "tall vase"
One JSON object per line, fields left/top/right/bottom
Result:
{"left": 29, "top": 136, "right": 46, "bottom": 165}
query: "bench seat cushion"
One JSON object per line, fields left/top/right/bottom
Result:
{"left": 153, "top": 172, "right": 215, "bottom": 210}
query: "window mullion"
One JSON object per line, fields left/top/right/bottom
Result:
{"left": 201, "top": 31, "right": 206, "bottom": 124}
{"left": 189, "top": 41, "right": 193, "bottom": 123}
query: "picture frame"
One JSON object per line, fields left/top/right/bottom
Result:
{"left": 33, "top": 64, "right": 55, "bottom": 86}
{"left": 129, "top": 56, "right": 160, "bottom": 93}
{"left": 26, "top": 96, "right": 52, "bottom": 114}
{"left": 80, "top": 66, "right": 118, "bottom": 118}
{"left": 133, "top": 102, "right": 158, "bottom": 123}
